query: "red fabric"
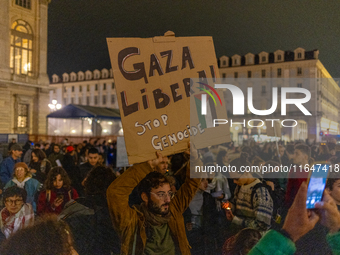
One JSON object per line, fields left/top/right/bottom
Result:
{"left": 37, "top": 188, "right": 79, "bottom": 216}
{"left": 284, "top": 166, "right": 308, "bottom": 208}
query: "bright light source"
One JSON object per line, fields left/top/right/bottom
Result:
{"left": 71, "top": 130, "right": 76, "bottom": 133}
{"left": 52, "top": 99, "right": 57, "bottom": 104}
{"left": 118, "top": 128, "right": 124, "bottom": 136}
{"left": 48, "top": 104, "right": 55, "bottom": 109}
{"left": 235, "top": 126, "right": 239, "bottom": 131}
{"left": 86, "top": 129, "right": 92, "bottom": 133}
{"left": 108, "top": 122, "right": 113, "bottom": 125}
{"left": 263, "top": 126, "right": 267, "bottom": 130}
{"left": 103, "top": 129, "right": 108, "bottom": 133}
{"left": 23, "top": 63, "right": 31, "bottom": 72}
{"left": 56, "top": 104, "right": 62, "bottom": 109}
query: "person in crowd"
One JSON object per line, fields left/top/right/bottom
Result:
{"left": 248, "top": 183, "right": 340, "bottom": 255}
{"left": 22, "top": 141, "right": 32, "bottom": 161}
{"left": 7, "top": 138, "right": 16, "bottom": 151}
{"left": 285, "top": 144, "right": 311, "bottom": 208}
{"left": 60, "top": 166, "right": 120, "bottom": 255}
{"left": 215, "top": 149, "right": 234, "bottom": 198}
{"left": 0, "top": 144, "right": 23, "bottom": 184}
{"left": 79, "top": 147, "right": 99, "bottom": 184}
{"left": 62, "top": 146, "right": 80, "bottom": 192}
{"left": 260, "top": 143, "right": 272, "bottom": 161}
{"left": 48, "top": 144, "right": 64, "bottom": 167}
{"left": 98, "top": 153, "right": 105, "bottom": 166}
{"left": 4, "top": 162, "right": 42, "bottom": 212}
{"left": 37, "top": 167, "right": 79, "bottom": 216}
{"left": 0, "top": 186, "right": 34, "bottom": 240}
{"left": 23, "top": 143, "right": 40, "bottom": 166}
{"left": 326, "top": 171, "right": 340, "bottom": 211}
{"left": 107, "top": 142, "right": 116, "bottom": 167}
{"left": 0, "top": 215, "right": 79, "bottom": 255}
{"left": 226, "top": 152, "right": 273, "bottom": 235}
{"left": 75, "top": 143, "right": 83, "bottom": 165}
{"left": 43, "top": 143, "right": 52, "bottom": 157}
{"left": 222, "top": 228, "right": 261, "bottom": 255}
{"left": 29, "top": 148, "right": 52, "bottom": 184}
{"left": 107, "top": 145, "right": 202, "bottom": 254}
{"left": 184, "top": 178, "right": 220, "bottom": 255}
{"left": 284, "top": 144, "right": 294, "bottom": 166}
{"left": 316, "top": 143, "right": 330, "bottom": 161}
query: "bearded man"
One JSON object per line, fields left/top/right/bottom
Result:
{"left": 107, "top": 147, "right": 201, "bottom": 255}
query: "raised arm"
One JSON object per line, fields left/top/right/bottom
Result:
{"left": 106, "top": 160, "right": 155, "bottom": 235}
{"left": 170, "top": 143, "right": 202, "bottom": 214}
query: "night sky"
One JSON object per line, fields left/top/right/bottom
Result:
{"left": 48, "top": 1, "right": 340, "bottom": 78}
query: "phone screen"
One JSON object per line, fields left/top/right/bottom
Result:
{"left": 306, "top": 164, "right": 330, "bottom": 209}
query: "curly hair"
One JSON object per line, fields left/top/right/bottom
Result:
{"left": 0, "top": 215, "right": 75, "bottom": 255}
{"left": 84, "top": 166, "right": 116, "bottom": 195}
{"left": 137, "top": 171, "right": 170, "bottom": 198}
{"left": 44, "top": 166, "right": 72, "bottom": 190}
{"left": 3, "top": 186, "right": 27, "bottom": 204}
{"left": 31, "top": 148, "right": 47, "bottom": 162}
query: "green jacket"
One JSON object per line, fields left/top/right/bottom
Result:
{"left": 107, "top": 159, "right": 201, "bottom": 255}
{"left": 249, "top": 229, "right": 340, "bottom": 255}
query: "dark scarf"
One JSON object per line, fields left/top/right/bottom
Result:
{"left": 138, "top": 202, "right": 171, "bottom": 240}
{"left": 138, "top": 202, "right": 171, "bottom": 226}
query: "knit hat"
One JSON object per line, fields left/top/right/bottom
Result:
{"left": 66, "top": 146, "right": 74, "bottom": 152}
{"left": 14, "top": 162, "right": 29, "bottom": 172}
{"left": 10, "top": 144, "right": 22, "bottom": 151}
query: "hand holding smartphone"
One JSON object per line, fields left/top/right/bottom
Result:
{"left": 306, "top": 164, "right": 330, "bottom": 209}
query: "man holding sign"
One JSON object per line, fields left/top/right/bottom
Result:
{"left": 107, "top": 145, "right": 202, "bottom": 254}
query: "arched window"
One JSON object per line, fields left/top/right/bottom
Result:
{"left": 10, "top": 20, "right": 33, "bottom": 76}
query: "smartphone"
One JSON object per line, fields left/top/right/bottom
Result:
{"left": 306, "top": 164, "right": 330, "bottom": 209}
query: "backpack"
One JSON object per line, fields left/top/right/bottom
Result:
{"left": 250, "top": 181, "right": 285, "bottom": 229}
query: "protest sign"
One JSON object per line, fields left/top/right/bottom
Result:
{"left": 107, "top": 31, "right": 230, "bottom": 164}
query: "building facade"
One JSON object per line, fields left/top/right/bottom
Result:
{"left": 0, "top": 0, "right": 51, "bottom": 134}
{"left": 49, "top": 68, "right": 118, "bottom": 109}
{"left": 219, "top": 48, "right": 340, "bottom": 143}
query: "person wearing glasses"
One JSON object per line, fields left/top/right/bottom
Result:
{"left": 0, "top": 186, "right": 34, "bottom": 240}
{"left": 107, "top": 143, "right": 202, "bottom": 255}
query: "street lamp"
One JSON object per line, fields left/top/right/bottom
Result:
{"left": 49, "top": 100, "right": 62, "bottom": 112}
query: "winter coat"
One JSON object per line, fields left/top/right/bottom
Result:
{"left": 107, "top": 159, "right": 202, "bottom": 255}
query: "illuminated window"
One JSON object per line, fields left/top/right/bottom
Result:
{"left": 10, "top": 20, "right": 33, "bottom": 76}
{"left": 17, "top": 104, "right": 28, "bottom": 128}
{"left": 15, "top": 0, "right": 31, "bottom": 9}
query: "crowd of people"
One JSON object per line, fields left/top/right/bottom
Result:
{"left": 0, "top": 137, "right": 340, "bottom": 254}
